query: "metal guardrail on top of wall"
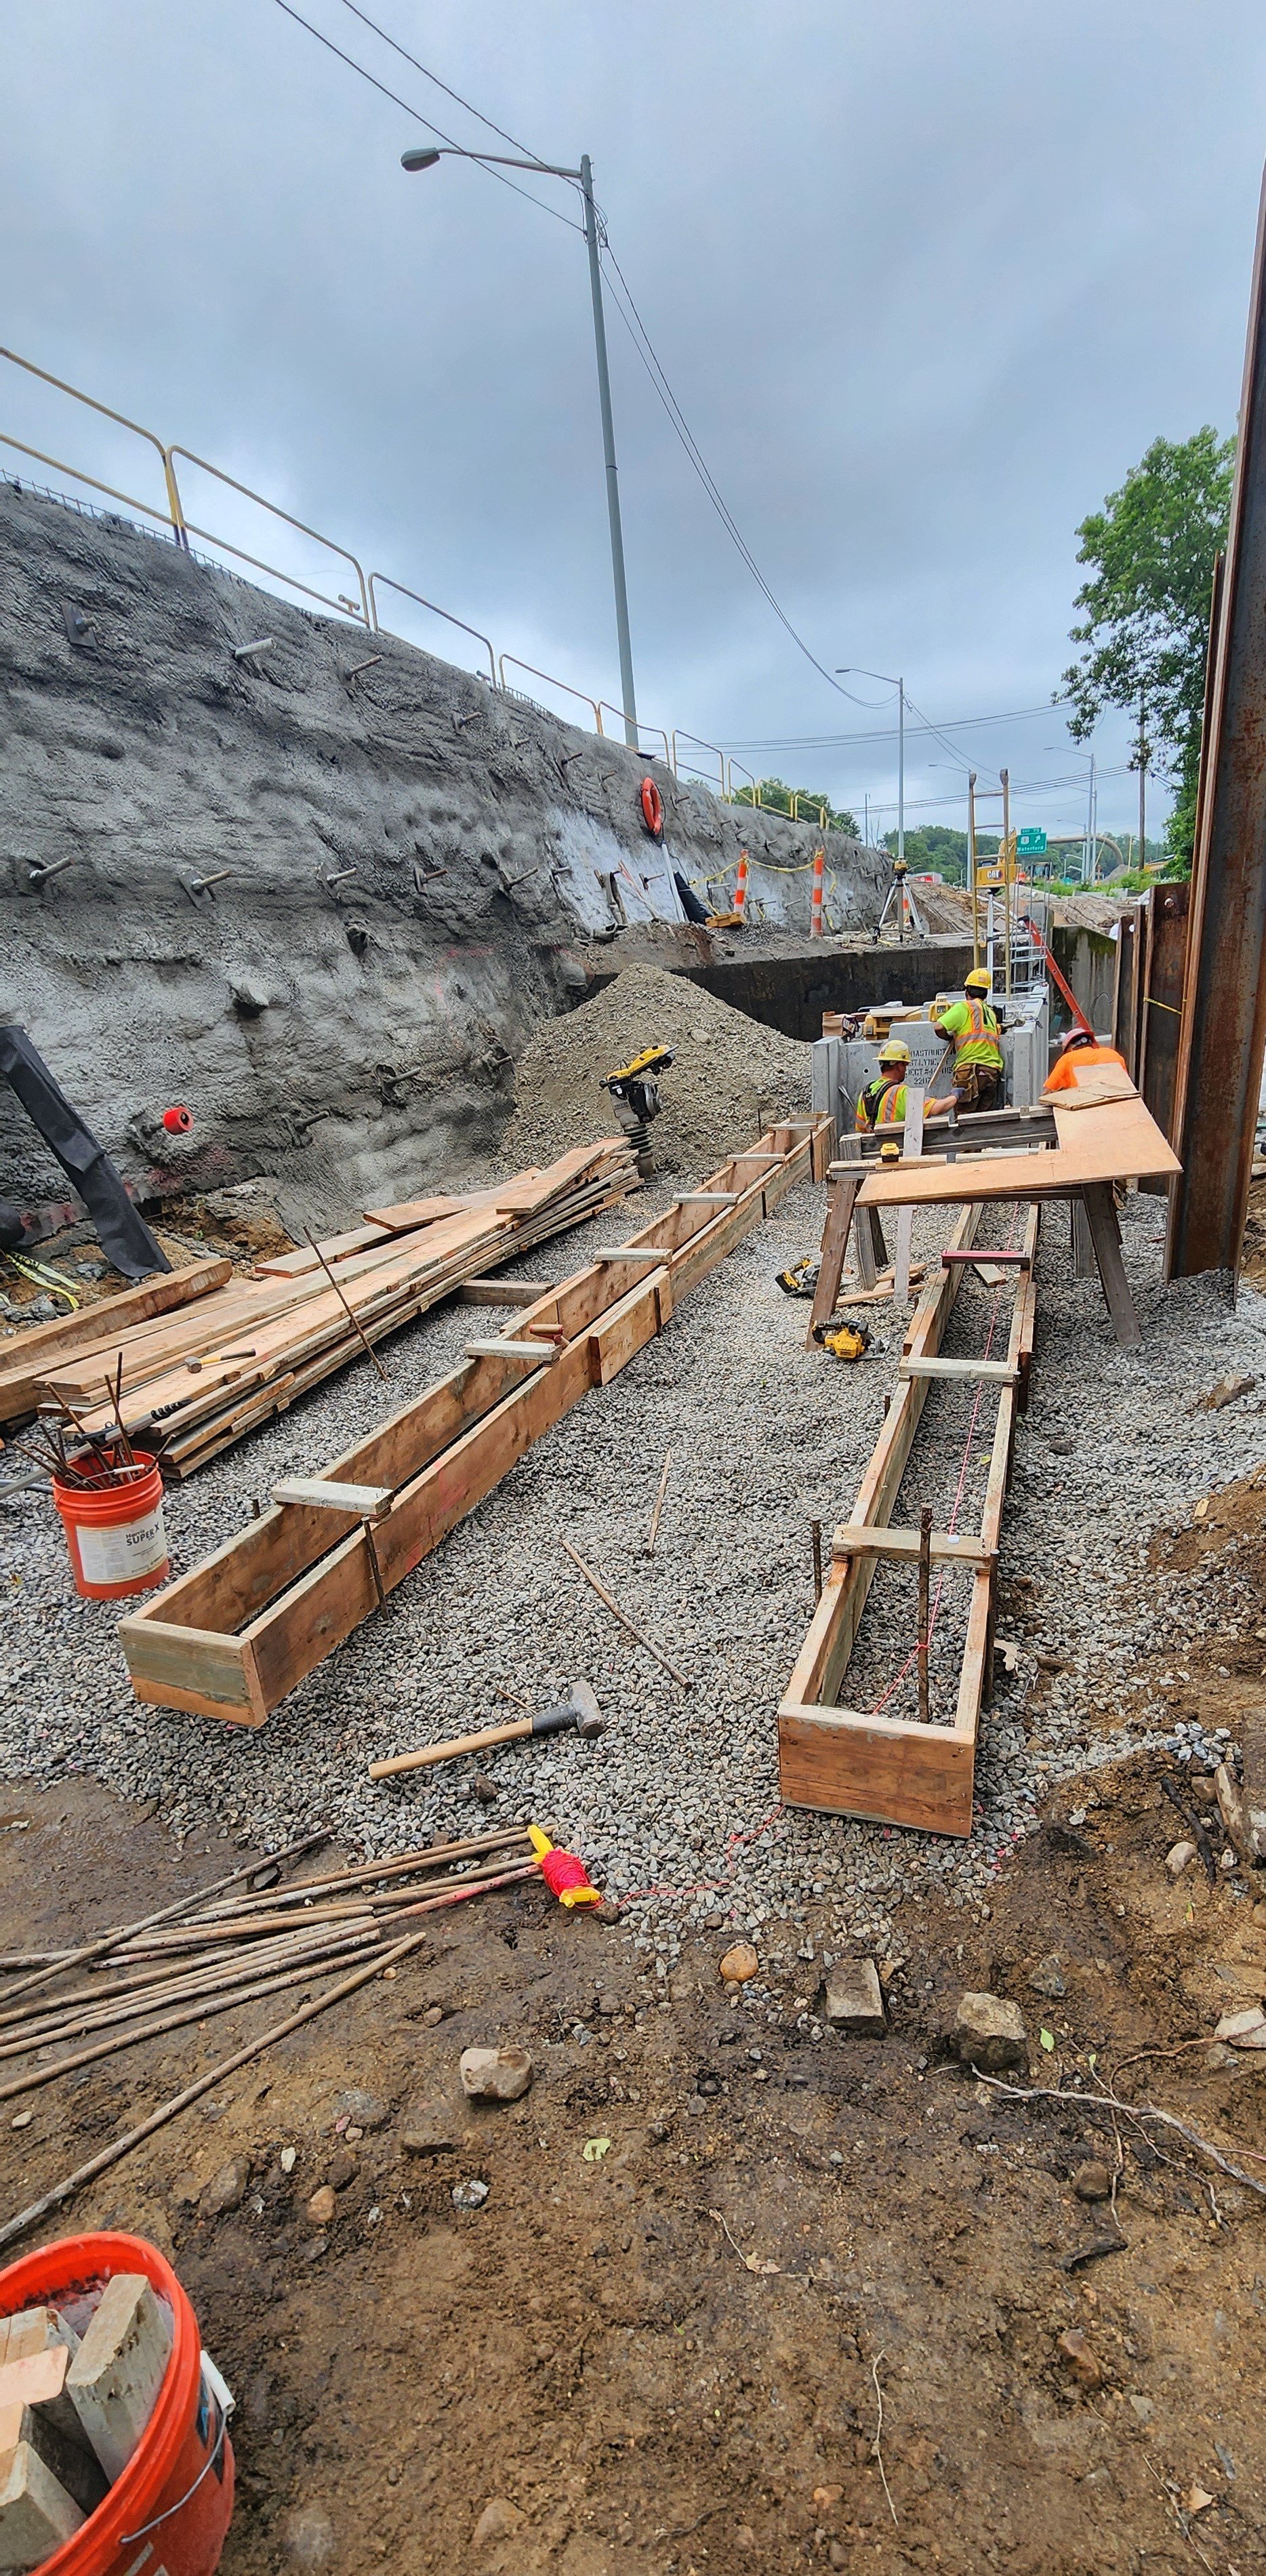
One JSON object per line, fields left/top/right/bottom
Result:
{"left": 0, "top": 342, "right": 858, "bottom": 843}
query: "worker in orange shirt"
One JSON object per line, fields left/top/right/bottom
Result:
{"left": 1042, "top": 1028, "right": 1129, "bottom": 1094}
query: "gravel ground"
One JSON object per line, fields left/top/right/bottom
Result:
{"left": 2, "top": 1184, "right": 1264, "bottom": 1972}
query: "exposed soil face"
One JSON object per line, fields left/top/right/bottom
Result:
{"left": 2, "top": 1757, "right": 1263, "bottom": 2576}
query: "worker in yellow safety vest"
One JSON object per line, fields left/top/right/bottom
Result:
{"left": 926, "top": 969, "right": 1004, "bottom": 1114}
{"left": 855, "top": 1039, "right": 911, "bottom": 1130}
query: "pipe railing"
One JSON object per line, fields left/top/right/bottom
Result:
{"left": 370, "top": 573, "right": 495, "bottom": 686}
{"left": 1, "top": 342, "right": 862, "bottom": 833}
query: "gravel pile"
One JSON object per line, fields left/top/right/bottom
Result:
{"left": 499, "top": 963, "right": 812, "bottom": 1179}
{"left": 3, "top": 1186, "right": 1265, "bottom": 1972}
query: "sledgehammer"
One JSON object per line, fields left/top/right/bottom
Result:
{"left": 369, "top": 1683, "right": 605, "bottom": 1782}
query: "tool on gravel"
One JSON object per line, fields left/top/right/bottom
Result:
{"left": 602, "top": 1045, "right": 674, "bottom": 1175}
{"left": 529, "top": 1823, "right": 601, "bottom": 1909}
{"left": 368, "top": 1684, "right": 605, "bottom": 1781}
{"left": 811, "top": 1319, "right": 871, "bottom": 1362}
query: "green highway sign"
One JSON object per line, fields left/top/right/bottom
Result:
{"left": 1017, "top": 828, "right": 1047, "bottom": 857}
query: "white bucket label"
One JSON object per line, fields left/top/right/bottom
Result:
{"left": 77, "top": 1501, "right": 168, "bottom": 1587}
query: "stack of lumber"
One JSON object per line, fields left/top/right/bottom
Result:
{"left": 0, "top": 1142, "right": 638, "bottom": 1478}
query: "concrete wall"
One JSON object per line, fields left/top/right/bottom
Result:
{"left": 0, "top": 483, "right": 889, "bottom": 1228}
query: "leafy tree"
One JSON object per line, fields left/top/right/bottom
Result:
{"left": 730, "top": 776, "right": 859, "bottom": 834}
{"left": 1061, "top": 428, "right": 1235, "bottom": 869}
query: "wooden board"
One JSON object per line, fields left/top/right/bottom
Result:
{"left": 0, "top": 1257, "right": 231, "bottom": 1422}
{"left": 857, "top": 1092, "right": 1180, "bottom": 1206}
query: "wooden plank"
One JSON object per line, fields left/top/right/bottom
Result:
{"left": 457, "top": 1279, "right": 554, "bottom": 1304}
{"left": 1082, "top": 1182, "right": 1143, "bottom": 1350}
{"left": 899, "top": 1356, "right": 1019, "bottom": 1384}
{"left": 940, "top": 1248, "right": 1031, "bottom": 1268}
{"left": 361, "top": 1194, "right": 472, "bottom": 1229}
{"left": 0, "top": 1257, "right": 232, "bottom": 1421}
{"left": 778, "top": 1701, "right": 976, "bottom": 1836}
{"left": 894, "top": 1086, "right": 924, "bottom": 1304}
{"left": 856, "top": 1091, "right": 1179, "bottom": 1203}
{"left": 832, "top": 1525, "right": 995, "bottom": 1567}
{"left": 806, "top": 1175, "right": 859, "bottom": 1342}
{"left": 119, "top": 1617, "right": 266, "bottom": 1730}
{"left": 464, "top": 1338, "right": 562, "bottom": 1364}
{"left": 253, "top": 1222, "right": 396, "bottom": 1276}
{"left": 272, "top": 1478, "right": 394, "bottom": 1518}
{"left": 489, "top": 1142, "right": 626, "bottom": 1215}
{"left": 0, "top": 2443, "right": 85, "bottom": 2563}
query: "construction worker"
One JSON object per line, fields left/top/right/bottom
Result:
{"left": 926, "top": 969, "right": 1004, "bottom": 1114}
{"left": 1042, "top": 1026, "right": 1128, "bottom": 1093}
{"left": 855, "top": 1039, "right": 911, "bottom": 1130}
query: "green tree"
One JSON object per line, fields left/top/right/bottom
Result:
{"left": 730, "top": 776, "right": 859, "bottom": 834}
{"left": 1061, "top": 428, "right": 1235, "bottom": 869}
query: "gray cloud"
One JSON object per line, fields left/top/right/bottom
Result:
{"left": 5, "top": 0, "right": 1263, "bottom": 841}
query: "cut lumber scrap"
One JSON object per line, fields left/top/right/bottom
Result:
{"left": 272, "top": 1478, "right": 394, "bottom": 1517}
{"left": 0, "top": 1257, "right": 231, "bottom": 1422}
{"left": 832, "top": 1525, "right": 995, "bottom": 1567}
{"left": 940, "top": 1248, "right": 1031, "bottom": 1268}
{"left": 119, "top": 1122, "right": 829, "bottom": 1726}
{"left": 779, "top": 1205, "right": 1040, "bottom": 1836}
{"left": 898, "top": 1356, "right": 1020, "bottom": 1385}
{"left": 0, "top": 2442, "right": 84, "bottom": 2563}
{"left": 254, "top": 1222, "right": 395, "bottom": 1277}
{"left": 65, "top": 2273, "right": 171, "bottom": 2480}
{"left": 360, "top": 1194, "right": 472, "bottom": 1229}
{"left": 457, "top": 1279, "right": 554, "bottom": 1304}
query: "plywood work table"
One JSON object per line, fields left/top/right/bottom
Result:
{"left": 813, "top": 1085, "right": 1180, "bottom": 1352}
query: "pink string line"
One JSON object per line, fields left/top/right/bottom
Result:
{"left": 866, "top": 1212, "right": 1023, "bottom": 1717}
{"left": 618, "top": 1798, "right": 784, "bottom": 1914}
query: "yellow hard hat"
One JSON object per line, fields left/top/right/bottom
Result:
{"left": 878, "top": 1039, "right": 910, "bottom": 1066}
{"left": 965, "top": 967, "right": 993, "bottom": 992}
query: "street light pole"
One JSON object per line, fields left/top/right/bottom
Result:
{"left": 403, "top": 142, "right": 638, "bottom": 746}
{"left": 579, "top": 155, "right": 637, "bottom": 746}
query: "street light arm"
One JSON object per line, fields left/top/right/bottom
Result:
{"left": 402, "top": 145, "right": 581, "bottom": 178}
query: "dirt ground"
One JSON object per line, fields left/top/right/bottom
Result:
{"left": 1, "top": 1650, "right": 1264, "bottom": 2576}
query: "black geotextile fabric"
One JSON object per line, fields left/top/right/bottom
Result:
{"left": 0, "top": 1026, "right": 169, "bottom": 1280}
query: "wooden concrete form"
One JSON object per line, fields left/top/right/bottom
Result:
{"left": 119, "top": 1120, "right": 831, "bottom": 1729}
{"left": 778, "top": 1204, "right": 1040, "bottom": 1836}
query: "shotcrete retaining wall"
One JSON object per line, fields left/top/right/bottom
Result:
{"left": 0, "top": 482, "right": 888, "bottom": 1228}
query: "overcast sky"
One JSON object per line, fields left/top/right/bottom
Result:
{"left": 6, "top": 1, "right": 1265, "bottom": 849}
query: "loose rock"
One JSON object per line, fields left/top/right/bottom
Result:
{"left": 472, "top": 2499, "right": 523, "bottom": 2548}
{"left": 821, "top": 1957, "right": 886, "bottom": 2034}
{"left": 1027, "top": 1954, "right": 1067, "bottom": 1997}
{"left": 402, "top": 2111, "right": 462, "bottom": 2155}
{"left": 1057, "top": 2327, "right": 1103, "bottom": 2388}
{"left": 1214, "top": 2005, "right": 1266, "bottom": 2049}
{"left": 950, "top": 1992, "right": 1027, "bottom": 2072}
{"left": 200, "top": 2154, "right": 251, "bottom": 2219}
{"left": 1073, "top": 2160, "right": 1113, "bottom": 2202}
{"left": 282, "top": 2503, "right": 335, "bottom": 2566}
{"left": 306, "top": 2185, "right": 337, "bottom": 2227}
{"left": 326, "top": 2149, "right": 358, "bottom": 2191}
{"left": 460, "top": 2045, "right": 534, "bottom": 2102}
{"left": 1165, "top": 1840, "right": 1198, "bottom": 1878}
{"left": 719, "top": 1942, "right": 759, "bottom": 1985}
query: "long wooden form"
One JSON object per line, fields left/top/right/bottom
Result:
{"left": 778, "top": 1203, "right": 1040, "bottom": 1836}
{"left": 119, "top": 1119, "right": 833, "bottom": 1729}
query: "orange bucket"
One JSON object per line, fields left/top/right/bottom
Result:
{"left": 52, "top": 1453, "right": 169, "bottom": 1600}
{"left": 0, "top": 2230, "right": 234, "bottom": 2576}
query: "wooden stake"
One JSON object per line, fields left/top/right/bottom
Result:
{"left": 304, "top": 1230, "right": 389, "bottom": 1382}
{"left": 0, "top": 1866, "right": 535, "bottom": 2256}
{"left": 917, "top": 1506, "right": 933, "bottom": 1725}
{"left": 560, "top": 1537, "right": 691, "bottom": 1689}
{"left": 0, "top": 1830, "right": 329, "bottom": 2012}
{"left": 647, "top": 1449, "right": 672, "bottom": 1555}
{"left": 811, "top": 1519, "right": 823, "bottom": 1603}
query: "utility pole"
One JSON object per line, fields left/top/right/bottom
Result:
{"left": 968, "top": 770, "right": 979, "bottom": 969}
{"left": 1138, "top": 691, "right": 1147, "bottom": 872}
{"left": 1000, "top": 766, "right": 1012, "bottom": 998}
{"left": 579, "top": 155, "right": 638, "bottom": 747}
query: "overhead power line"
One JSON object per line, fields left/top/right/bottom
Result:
{"left": 718, "top": 700, "right": 1073, "bottom": 752}
{"left": 269, "top": 0, "right": 581, "bottom": 228}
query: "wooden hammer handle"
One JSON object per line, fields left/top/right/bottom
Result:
{"left": 369, "top": 1718, "right": 530, "bottom": 1780}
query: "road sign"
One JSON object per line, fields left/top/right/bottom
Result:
{"left": 1017, "top": 828, "right": 1047, "bottom": 857}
